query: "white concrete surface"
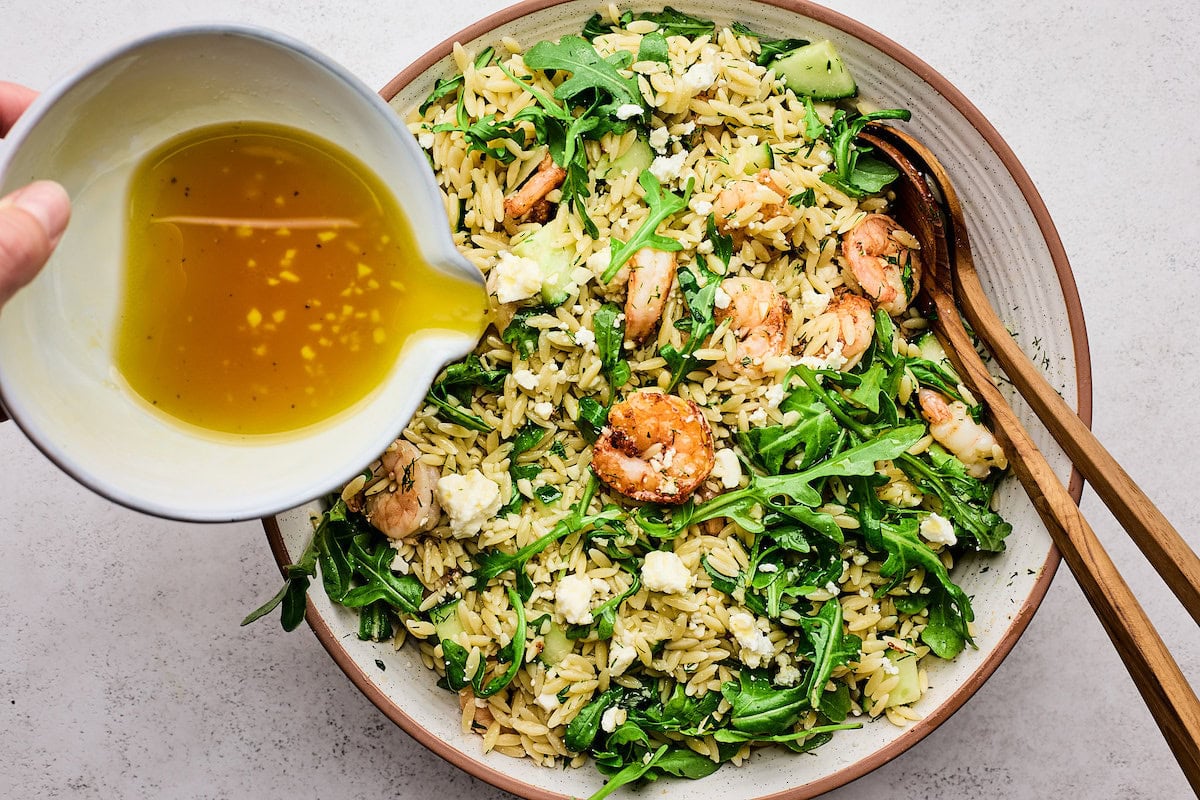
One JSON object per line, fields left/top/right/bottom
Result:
{"left": 2, "top": 1, "right": 1198, "bottom": 798}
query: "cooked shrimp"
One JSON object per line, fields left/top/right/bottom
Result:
{"left": 917, "top": 389, "right": 1007, "bottom": 478}
{"left": 624, "top": 247, "right": 677, "bottom": 343}
{"left": 713, "top": 276, "right": 793, "bottom": 376}
{"left": 810, "top": 292, "right": 875, "bottom": 371}
{"left": 592, "top": 391, "right": 715, "bottom": 504}
{"left": 842, "top": 213, "right": 922, "bottom": 316}
{"left": 364, "top": 439, "right": 442, "bottom": 540}
{"left": 712, "top": 169, "right": 787, "bottom": 233}
{"left": 503, "top": 155, "right": 566, "bottom": 220}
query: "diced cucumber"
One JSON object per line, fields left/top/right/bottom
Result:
{"left": 915, "top": 331, "right": 948, "bottom": 365}
{"left": 540, "top": 621, "right": 573, "bottom": 666}
{"left": 429, "top": 600, "right": 465, "bottom": 643}
{"left": 770, "top": 40, "right": 857, "bottom": 100}
{"left": 598, "top": 137, "right": 654, "bottom": 179}
{"left": 512, "top": 214, "right": 575, "bottom": 306}
{"left": 884, "top": 652, "right": 921, "bottom": 708}
{"left": 743, "top": 141, "right": 774, "bottom": 174}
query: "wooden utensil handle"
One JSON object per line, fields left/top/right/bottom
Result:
{"left": 953, "top": 261, "right": 1200, "bottom": 627}
{"left": 933, "top": 294, "right": 1200, "bottom": 793}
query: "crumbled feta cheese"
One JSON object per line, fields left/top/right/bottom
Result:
{"left": 692, "top": 198, "right": 713, "bottom": 216}
{"left": 614, "top": 103, "right": 644, "bottom": 120}
{"left": 586, "top": 248, "right": 612, "bottom": 278}
{"left": 678, "top": 121, "right": 696, "bottom": 135}
{"left": 573, "top": 327, "right": 597, "bottom": 351}
{"left": 389, "top": 550, "right": 410, "bottom": 574}
{"left": 729, "top": 611, "right": 774, "bottom": 668}
{"left": 648, "top": 151, "right": 687, "bottom": 183}
{"left": 648, "top": 126, "right": 670, "bottom": 152}
{"left": 555, "top": 573, "right": 596, "bottom": 625}
{"left": 880, "top": 656, "right": 900, "bottom": 676}
{"left": 920, "top": 512, "right": 958, "bottom": 546}
{"left": 641, "top": 550, "right": 692, "bottom": 594}
{"left": 743, "top": 134, "right": 759, "bottom": 146}
{"left": 532, "top": 401, "right": 554, "bottom": 419}
{"left": 696, "top": 239, "right": 714, "bottom": 254}
{"left": 536, "top": 692, "right": 561, "bottom": 712}
{"left": 798, "top": 341, "right": 847, "bottom": 373}
{"left": 681, "top": 61, "right": 717, "bottom": 93}
{"left": 435, "top": 470, "right": 502, "bottom": 538}
{"left": 824, "top": 581, "right": 839, "bottom": 595}
{"left": 800, "top": 289, "right": 831, "bottom": 319}
{"left": 490, "top": 251, "right": 543, "bottom": 304}
{"left": 608, "top": 642, "right": 637, "bottom": 676}
{"left": 763, "top": 382, "right": 785, "bottom": 408}
{"left": 512, "top": 368, "right": 539, "bottom": 391}
{"left": 711, "top": 448, "right": 742, "bottom": 490}
{"left": 417, "top": 132, "right": 435, "bottom": 149}
{"left": 852, "top": 553, "right": 870, "bottom": 566}
{"left": 713, "top": 285, "right": 731, "bottom": 309}
{"left": 600, "top": 706, "right": 627, "bottom": 732}
{"left": 748, "top": 407, "right": 768, "bottom": 425}
{"left": 758, "top": 563, "right": 778, "bottom": 573}
{"left": 775, "top": 662, "right": 801, "bottom": 686}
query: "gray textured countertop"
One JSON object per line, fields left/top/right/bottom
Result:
{"left": 3, "top": 1, "right": 1198, "bottom": 798}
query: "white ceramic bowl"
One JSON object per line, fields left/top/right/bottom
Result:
{"left": 267, "top": 2, "right": 1092, "bottom": 797}
{"left": 0, "top": 24, "right": 483, "bottom": 522}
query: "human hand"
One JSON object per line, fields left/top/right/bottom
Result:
{"left": 0, "top": 81, "right": 71, "bottom": 309}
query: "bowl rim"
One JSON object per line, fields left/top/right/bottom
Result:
{"left": 263, "top": 1, "right": 1094, "bottom": 797}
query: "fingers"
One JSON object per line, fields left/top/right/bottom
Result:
{"left": 0, "top": 181, "right": 71, "bottom": 308}
{"left": 0, "top": 82, "right": 38, "bottom": 137}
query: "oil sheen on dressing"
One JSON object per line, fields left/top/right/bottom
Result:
{"left": 116, "top": 121, "right": 483, "bottom": 435}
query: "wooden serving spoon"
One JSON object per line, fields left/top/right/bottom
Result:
{"left": 857, "top": 129, "right": 1200, "bottom": 793}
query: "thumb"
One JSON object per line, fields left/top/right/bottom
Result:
{"left": 0, "top": 180, "right": 71, "bottom": 308}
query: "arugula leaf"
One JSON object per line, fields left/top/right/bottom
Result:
{"left": 637, "top": 7, "right": 715, "bottom": 37}
{"left": 821, "top": 108, "right": 912, "bottom": 198}
{"left": 433, "top": 111, "right": 524, "bottom": 164}
{"left": 499, "top": 421, "right": 549, "bottom": 516}
{"left": 524, "top": 36, "right": 643, "bottom": 109}
{"left": 661, "top": 257, "right": 720, "bottom": 391}
{"left": 242, "top": 517, "right": 321, "bottom": 631}
{"left": 575, "top": 569, "right": 641, "bottom": 640}
{"left": 721, "top": 669, "right": 810, "bottom": 734}
{"left": 593, "top": 303, "right": 631, "bottom": 389}
{"left": 898, "top": 453, "right": 1011, "bottom": 551}
{"left": 586, "top": 745, "right": 669, "bottom": 800}
{"left": 475, "top": 475, "right": 618, "bottom": 587}
{"left": 577, "top": 396, "right": 610, "bottom": 443}
{"left": 423, "top": 392, "right": 491, "bottom": 432}
{"left": 566, "top": 688, "right": 622, "bottom": 752}
{"left": 440, "top": 587, "right": 528, "bottom": 697}
{"left": 419, "top": 47, "right": 496, "bottom": 115}
{"left": 581, "top": 7, "right": 715, "bottom": 41}
{"left": 425, "top": 353, "right": 506, "bottom": 432}
{"left": 705, "top": 214, "right": 733, "bottom": 270}
{"left": 803, "top": 96, "right": 825, "bottom": 142}
{"left": 875, "top": 518, "right": 974, "bottom": 648}
{"left": 339, "top": 535, "right": 424, "bottom": 614}
{"left": 535, "top": 485, "right": 563, "bottom": 505}
{"left": 739, "top": 381, "right": 839, "bottom": 474}
{"left": 730, "top": 22, "right": 810, "bottom": 66}
{"left": 921, "top": 585, "right": 968, "bottom": 659}
{"left": 637, "top": 31, "right": 670, "bottom": 64}
{"left": 642, "top": 684, "right": 722, "bottom": 732}
{"left": 603, "top": 171, "right": 694, "bottom": 282}
{"left": 501, "top": 306, "right": 548, "bottom": 359}
{"left": 797, "top": 599, "right": 860, "bottom": 708}
{"left": 712, "top": 721, "right": 859, "bottom": 744}
{"left": 649, "top": 748, "right": 721, "bottom": 779}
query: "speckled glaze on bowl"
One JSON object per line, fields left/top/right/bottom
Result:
{"left": 264, "top": 2, "right": 1092, "bottom": 797}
